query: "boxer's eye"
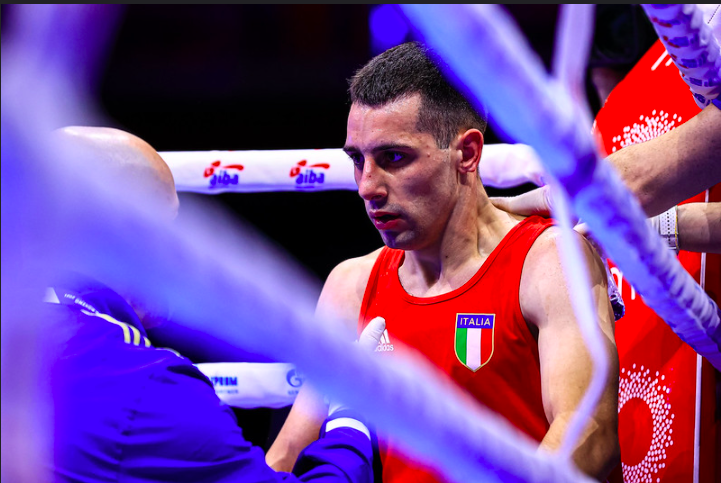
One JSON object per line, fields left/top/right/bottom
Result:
{"left": 347, "top": 153, "right": 363, "bottom": 169}
{"left": 385, "top": 152, "right": 404, "bottom": 163}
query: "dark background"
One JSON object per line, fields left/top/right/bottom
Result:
{"left": 100, "top": 4, "right": 564, "bottom": 283}
{"left": 0, "top": 4, "right": 656, "bottom": 284}
{"left": 1, "top": 3, "right": 657, "bottom": 451}
{"left": 90, "top": 4, "right": 654, "bottom": 284}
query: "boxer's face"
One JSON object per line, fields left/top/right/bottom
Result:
{"left": 344, "top": 94, "right": 460, "bottom": 250}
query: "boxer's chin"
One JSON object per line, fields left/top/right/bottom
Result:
{"left": 380, "top": 229, "right": 420, "bottom": 251}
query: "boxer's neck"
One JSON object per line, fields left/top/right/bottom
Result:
{"left": 398, "top": 191, "right": 522, "bottom": 298}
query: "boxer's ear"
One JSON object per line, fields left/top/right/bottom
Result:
{"left": 456, "top": 129, "right": 483, "bottom": 174}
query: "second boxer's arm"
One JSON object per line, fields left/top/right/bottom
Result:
{"left": 266, "top": 384, "right": 328, "bottom": 472}
{"left": 266, "top": 254, "right": 377, "bottom": 471}
{"left": 608, "top": 103, "right": 721, "bottom": 217}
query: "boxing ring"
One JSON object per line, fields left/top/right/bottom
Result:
{"left": 167, "top": 4, "right": 720, "bottom": 481}
{"left": 2, "top": 3, "right": 719, "bottom": 483}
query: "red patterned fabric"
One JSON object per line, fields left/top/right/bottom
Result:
{"left": 594, "top": 40, "right": 720, "bottom": 483}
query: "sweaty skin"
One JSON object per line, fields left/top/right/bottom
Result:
{"left": 267, "top": 94, "right": 620, "bottom": 481}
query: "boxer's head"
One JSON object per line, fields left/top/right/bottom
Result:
{"left": 344, "top": 42, "right": 487, "bottom": 251}
{"left": 52, "top": 126, "right": 179, "bottom": 222}
{"left": 51, "top": 126, "right": 179, "bottom": 328}
{"left": 348, "top": 41, "right": 487, "bottom": 149}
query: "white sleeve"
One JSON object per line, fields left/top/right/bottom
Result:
{"left": 478, "top": 143, "right": 546, "bottom": 188}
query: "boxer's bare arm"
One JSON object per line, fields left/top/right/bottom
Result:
{"left": 520, "top": 228, "right": 620, "bottom": 481}
{"left": 266, "top": 249, "right": 381, "bottom": 471}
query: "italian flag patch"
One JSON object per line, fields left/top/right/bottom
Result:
{"left": 454, "top": 313, "right": 495, "bottom": 371}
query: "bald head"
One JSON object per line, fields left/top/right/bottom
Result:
{"left": 53, "top": 126, "right": 179, "bottom": 221}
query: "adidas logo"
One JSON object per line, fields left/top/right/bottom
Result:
{"left": 375, "top": 329, "right": 394, "bottom": 352}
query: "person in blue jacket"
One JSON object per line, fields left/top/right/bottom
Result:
{"left": 47, "top": 127, "right": 377, "bottom": 483}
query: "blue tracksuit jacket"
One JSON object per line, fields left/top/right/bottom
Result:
{"left": 47, "top": 274, "right": 372, "bottom": 483}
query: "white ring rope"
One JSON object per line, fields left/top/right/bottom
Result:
{"left": 548, "top": 4, "right": 609, "bottom": 462}
{"left": 398, "top": 2, "right": 721, "bottom": 383}
{"left": 159, "top": 143, "right": 546, "bottom": 194}
{"left": 642, "top": 4, "right": 721, "bottom": 109}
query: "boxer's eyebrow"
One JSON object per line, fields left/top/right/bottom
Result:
{"left": 342, "top": 145, "right": 359, "bottom": 155}
{"left": 371, "top": 143, "right": 414, "bottom": 153}
{"left": 343, "top": 143, "right": 414, "bottom": 155}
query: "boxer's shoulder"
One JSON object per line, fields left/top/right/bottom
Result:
{"left": 327, "top": 248, "right": 383, "bottom": 290}
{"left": 524, "top": 226, "right": 605, "bottom": 277}
{"left": 520, "top": 226, "right": 609, "bottom": 328}
{"left": 334, "top": 248, "right": 383, "bottom": 281}
{"left": 317, "top": 248, "right": 384, "bottom": 329}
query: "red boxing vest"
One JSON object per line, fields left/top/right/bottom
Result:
{"left": 594, "top": 40, "right": 720, "bottom": 483}
{"left": 358, "top": 215, "right": 553, "bottom": 483}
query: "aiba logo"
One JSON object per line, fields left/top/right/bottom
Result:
{"left": 204, "top": 160, "right": 244, "bottom": 189}
{"left": 290, "top": 160, "right": 329, "bottom": 189}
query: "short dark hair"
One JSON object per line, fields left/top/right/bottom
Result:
{"left": 349, "top": 41, "right": 487, "bottom": 148}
